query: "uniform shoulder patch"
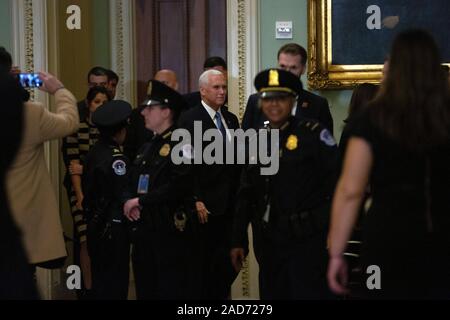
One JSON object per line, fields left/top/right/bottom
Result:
{"left": 320, "top": 129, "right": 336, "bottom": 147}
{"left": 112, "top": 159, "right": 127, "bottom": 176}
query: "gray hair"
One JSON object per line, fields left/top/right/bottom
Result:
{"left": 199, "top": 69, "right": 224, "bottom": 89}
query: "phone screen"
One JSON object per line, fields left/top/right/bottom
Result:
{"left": 18, "top": 73, "right": 43, "bottom": 88}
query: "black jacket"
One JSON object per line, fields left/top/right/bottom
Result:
{"left": 123, "top": 108, "right": 154, "bottom": 162}
{"left": 82, "top": 137, "right": 130, "bottom": 224}
{"left": 182, "top": 91, "right": 201, "bottom": 110}
{"left": 178, "top": 104, "right": 241, "bottom": 217}
{"left": 232, "top": 116, "right": 339, "bottom": 252}
{"left": 242, "top": 90, "right": 334, "bottom": 134}
{"left": 126, "top": 126, "right": 194, "bottom": 230}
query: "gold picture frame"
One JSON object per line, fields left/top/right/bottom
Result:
{"left": 307, "top": 0, "right": 383, "bottom": 90}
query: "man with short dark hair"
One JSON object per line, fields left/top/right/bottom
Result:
{"left": 106, "top": 69, "right": 119, "bottom": 99}
{"left": 203, "top": 56, "right": 228, "bottom": 74}
{"left": 87, "top": 66, "right": 109, "bottom": 89}
{"left": 183, "top": 56, "right": 228, "bottom": 109}
{"left": 77, "top": 66, "right": 110, "bottom": 121}
{"left": 242, "top": 43, "right": 334, "bottom": 134}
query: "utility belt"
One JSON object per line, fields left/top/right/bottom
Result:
{"left": 264, "top": 201, "right": 331, "bottom": 242}
{"left": 87, "top": 211, "right": 126, "bottom": 258}
{"left": 130, "top": 204, "right": 198, "bottom": 242}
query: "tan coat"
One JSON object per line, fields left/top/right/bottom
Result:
{"left": 6, "top": 89, "right": 79, "bottom": 264}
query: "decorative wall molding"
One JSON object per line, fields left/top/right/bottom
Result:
{"left": 227, "top": 0, "right": 260, "bottom": 121}
{"left": 227, "top": 0, "right": 260, "bottom": 300}
{"left": 110, "top": 0, "right": 137, "bottom": 106}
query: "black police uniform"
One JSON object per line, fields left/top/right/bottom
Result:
{"left": 81, "top": 100, "right": 132, "bottom": 300}
{"left": 123, "top": 108, "right": 153, "bottom": 162}
{"left": 126, "top": 80, "right": 202, "bottom": 300}
{"left": 232, "top": 69, "right": 339, "bottom": 299}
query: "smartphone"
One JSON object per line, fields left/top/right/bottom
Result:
{"left": 18, "top": 73, "right": 43, "bottom": 88}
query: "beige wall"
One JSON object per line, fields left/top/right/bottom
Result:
{"left": 56, "top": 0, "right": 93, "bottom": 100}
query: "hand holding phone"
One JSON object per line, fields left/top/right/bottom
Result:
{"left": 37, "top": 72, "right": 65, "bottom": 94}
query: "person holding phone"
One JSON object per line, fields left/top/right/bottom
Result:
{"left": 1, "top": 47, "right": 31, "bottom": 102}
{"left": 0, "top": 71, "right": 38, "bottom": 299}
{"left": 2, "top": 47, "right": 79, "bottom": 269}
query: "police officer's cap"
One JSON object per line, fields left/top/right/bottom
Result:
{"left": 140, "top": 80, "right": 186, "bottom": 113}
{"left": 254, "top": 69, "right": 302, "bottom": 99}
{"left": 92, "top": 100, "right": 132, "bottom": 128}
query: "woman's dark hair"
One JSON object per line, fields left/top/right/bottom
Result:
{"left": 86, "top": 86, "right": 111, "bottom": 106}
{"left": 0, "top": 72, "right": 24, "bottom": 173}
{"left": 0, "top": 47, "right": 13, "bottom": 74}
{"left": 371, "top": 29, "right": 450, "bottom": 151}
{"left": 347, "top": 83, "right": 378, "bottom": 120}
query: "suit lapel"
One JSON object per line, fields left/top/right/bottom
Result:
{"left": 195, "top": 105, "right": 217, "bottom": 131}
{"left": 222, "top": 110, "right": 238, "bottom": 130}
{"left": 295, "top": 90, "right": 309, "bottom": 120}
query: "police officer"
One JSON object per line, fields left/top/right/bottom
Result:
{"left": 231, "top": 69, "right": 338, "bottom": 299}
{"left": 123, "top": 80, "right": 201, "bottom": 300}
{"left": 81, "top": 100, "right": 132, "bottom": 300}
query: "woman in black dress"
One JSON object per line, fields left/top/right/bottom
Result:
{"left": 328, "top": 29, "right": 450, "bottom": 299}
{"left": 338, "top": 83, "right": 378, "bottom": 297}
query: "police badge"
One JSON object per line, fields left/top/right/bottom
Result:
{"left": 159, "top": 144, "right": 171, "bottom": 157}
{"left": 174, "top": 212, "right": 188, "bottom": 232}
{"left": 286, "top": 135, "right": 298, "bottom": 151}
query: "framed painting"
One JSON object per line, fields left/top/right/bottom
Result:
{"left": 307, "top": 0, "right": 450, "bottom": 89}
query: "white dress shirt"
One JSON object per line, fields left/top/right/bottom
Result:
{"left": 201, "top": 100, "right": 231, "bottom": 140}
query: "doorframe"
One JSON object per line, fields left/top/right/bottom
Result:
{"left": 109, "top": 0, "right": 137, "bottom": 107}
{"left": 227, "top": 0, "right": 261, "bottom": 300}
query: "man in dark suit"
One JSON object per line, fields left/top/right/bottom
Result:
{"left": 183, "top": 56, "right": 228, "bottom": 109}
{"left": 178, "top": 69, "right": 240, "bottom": 299}
{"left": 242, "top": 43, "right": 334, "bottom": 135}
